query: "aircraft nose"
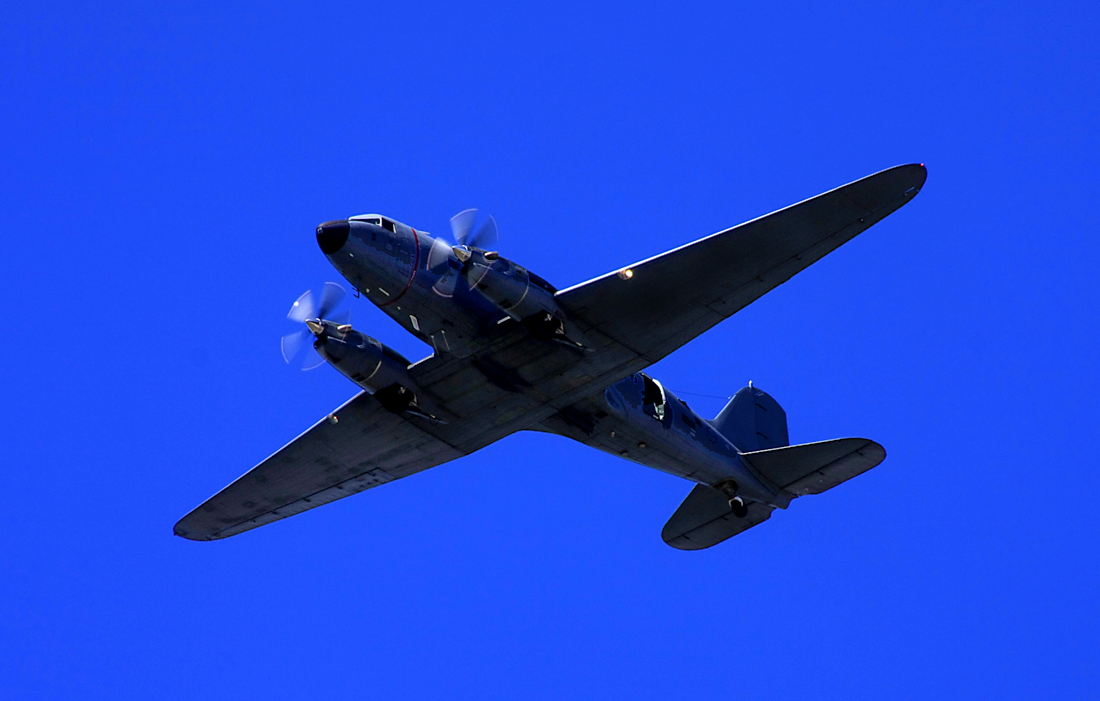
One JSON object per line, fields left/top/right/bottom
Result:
{"left": 316, "top": 220, "right": 350, "bottom": 254}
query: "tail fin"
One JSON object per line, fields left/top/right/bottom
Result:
{"left": 711, "top": 384, "right": 789, "bottom": 452}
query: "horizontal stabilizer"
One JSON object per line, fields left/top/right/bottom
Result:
{"left": 740, "top": 438, "right": 885, "bottom": 495}
{"left": 662, "top": 485, "right": 775, "bottom": 550}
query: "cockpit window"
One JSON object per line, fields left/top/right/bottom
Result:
{"left": 350, "top": 214, "right": 401, "bottom": 233}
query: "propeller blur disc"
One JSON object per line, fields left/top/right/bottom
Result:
{"left": 316, "top": 281, "right": 346, "bottom": 320}
{"left": 426, "top": 236, "right": 454, "bottom": 274}
{"left": 281, "top": 329, "right": 312, "bottom": 364}
{"left": 432, "top": 267, "right": 459, "bottom": 298}
{"left": 450, "top": 209, "right": 477, "bottom": 245}
{"left": 467, "top": 214, "right": 498, "bottom": 250}
{"left": 282, "top": 282, "right": 350, "bottom": 370}
{"left": 301, "top": 351, "right": 327, "bottom": 371}
{"left": 287, "top": 289, "right": 316, "bottom": 323}
{"left": 449, "top": 209, "right": 499, "bottom": 250}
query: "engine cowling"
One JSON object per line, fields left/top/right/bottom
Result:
{"left": 316, "top": 329, "right": 430, "bottom": 416}
{"left": 464, "top": 253, "right": 589, "bottom": 349}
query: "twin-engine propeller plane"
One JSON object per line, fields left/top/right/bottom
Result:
{"left": 175, "top": 164, "right": 926, "bottom": 549}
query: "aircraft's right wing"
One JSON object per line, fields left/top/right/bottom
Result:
{"left": 174, "top": 391, "right": 466, "bottom": 541}
{"left": 555, "top": 164, "right": 926, "bottom": 367}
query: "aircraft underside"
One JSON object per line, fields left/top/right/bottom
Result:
{"left": 175, "top": 164, "right": 925, "bottom": 548}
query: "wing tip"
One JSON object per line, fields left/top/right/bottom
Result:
{"left": 893, "top": 162, "right": 928, "bottom": 194}
{"left": 173, "top": 517, "right": 219, "bottom": 542}
{"left": 850, "top": 437, "right": 888, "bottom": 466}
{"left": 661, "top": 527, "right": 724, "bottom": 550}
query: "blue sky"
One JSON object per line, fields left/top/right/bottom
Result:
{"left": 2, "top": 1, "right": 1098, "bottom": 698}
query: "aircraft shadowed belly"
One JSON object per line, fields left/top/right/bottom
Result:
{"left": 176, "top": 165, "right": 925, "bottom": 547}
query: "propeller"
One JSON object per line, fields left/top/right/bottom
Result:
{"left": 281, "top": 282, "right": 350, "bottom": 370}
{"left": 426, "top": 209, "right": 499, "bottom": 298}
{"left": 450, "top": 208, "right": 498, "bottom": 250}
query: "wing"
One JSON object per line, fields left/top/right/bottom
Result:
{"left": 555, "top": 164, "right": 926, "bottom": 366}
{"left": 404, "top": 167, "right": 926, "bottom": 451}
{"left": 174, "top": 391, "right": 465, "bottom": 540}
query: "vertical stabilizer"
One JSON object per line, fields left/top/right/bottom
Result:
{"left": 711, "top": 385, "right": 789, "bottom": 452}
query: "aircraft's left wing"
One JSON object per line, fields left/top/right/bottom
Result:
{"left": 174, "top": 392, "right": 466, "bottom": 540}
{"left": 554, "top": 164, "right": 926, "bottom": 368}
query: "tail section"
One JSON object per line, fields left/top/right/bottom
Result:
{"left": 662, "top": 438, "right": 885, "bottom": 550}
{"left": 711, "top": 384, "right": 789, "bottom": 452}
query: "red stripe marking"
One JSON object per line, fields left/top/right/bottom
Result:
{"left": 379, "top": 227, "right": 420, "bottom": 307}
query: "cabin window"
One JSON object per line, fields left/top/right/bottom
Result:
{"left": 641, "top": 374, "right": 668, "bottom": 424}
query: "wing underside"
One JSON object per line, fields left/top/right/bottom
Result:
{"left": 555, "top": 164, "right": 926, "bottom": 367}
{"left": 177, "top": 165, "right": 922, "bottom": 542}
{"left": 174, "top": 392, "right": 466, "bottom": 540}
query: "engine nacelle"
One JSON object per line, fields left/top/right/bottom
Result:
{"left": 464, "top": 254, "right": 589, "bottom": 349}
{"left": 316, "top": 328, "right": 430, "bottom": 416}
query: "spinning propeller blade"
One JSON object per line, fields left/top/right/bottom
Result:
{"left": 287, "top": 290, "right": 315, "bottom": 323}
{"left": 280, "top": 329, "right": 312, "bottom": 364}
{"left": 426, "top": 235, "right": 454, "bottom": 274}
{"left": 449, "top": 208, "right": 499, "bottom": 250}
{"left": 449, "top": 208, "right": 477, "bottom": 245}
{"left": 430, "top": 209, "right": 501, "bottom": 297}
{"left": 315, "top": 281, "right": 346, "bottom": 320}
{"left": 282, "top": 283, "right": 350, "bottom": 371}
{"left": 467, "top": 214, "right": 498, "bottom": 250}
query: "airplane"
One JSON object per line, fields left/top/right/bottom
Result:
{"left": 175, "top": 164, "right": 926, "bottom": 549}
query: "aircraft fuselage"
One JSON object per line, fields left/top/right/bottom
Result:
{"left": 314, "top": 214, "right": 793, "bottom": 510}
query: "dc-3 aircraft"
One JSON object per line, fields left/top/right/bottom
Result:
{"left": 175, "top": 164, "right": 925, "bottom": 549}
